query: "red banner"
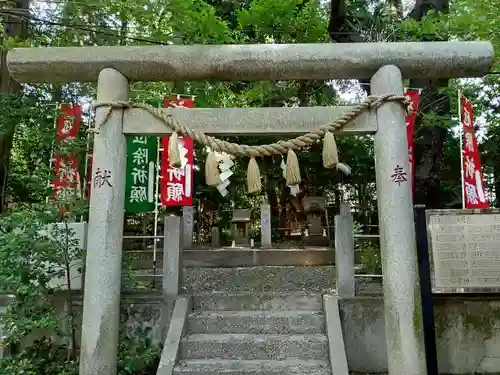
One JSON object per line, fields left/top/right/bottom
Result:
{"left": 461, "top": 95, "right": 489, "bottom": 209}
{"left": 160, "top": 96, "right": 195, "bottom": 206}
{"left": 405, "top": 90, "right": 421, "bottom": 195}
{"left": 160, "top": 136, "right": 194, "bottom": 206}
{"left": 163, "top": 96, "right": 195, "bottom": 109}
{"left": 56, "top": 104, "right": 82, "bottom": 141}
{"left": 52, "top": 104, "right": 82, "bottom": 201}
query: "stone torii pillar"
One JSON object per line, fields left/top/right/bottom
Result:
{"left": 371, "top": 65, "right": 426, "bottom": 374}
{"left": 79, "top": 68, "right": 128, "bottom": 375}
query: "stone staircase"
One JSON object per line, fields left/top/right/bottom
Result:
{"left": 125, "top": 254, "right": 383, "bottom": 296}
{"left": 173, "top": 291, "right": 332, "bottom": 375}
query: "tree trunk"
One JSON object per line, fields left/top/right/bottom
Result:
{"left": 490, "top": 130, "right": 500, "bottom": 206}
{"left": 328, "top": 0, "right": 450, "bottom": 209}
{"left": 494, "top": 164, "right": 500, "bottom": 207}
{"left": 409, "top": 0, "right": 450, "bottom": 209}
{"left": 0, "top": 1, "right": 30, "bottom": 212}
{"left": 328, "top": 0, "right": 370, "bottom": 94}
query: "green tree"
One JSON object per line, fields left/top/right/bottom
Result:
{"left": 0, "top": 0, "right": 30, "bottom": 212}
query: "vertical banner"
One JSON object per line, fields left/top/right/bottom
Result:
{"left": 160, "top": 136, "right": 194, "bottom": 206}
{"left": 125, "top": 136, "right": 158, "bottom": 213}
{"left": 460, "top": 95, "right": 489, "bottom": 209}
{"left": 56, "top": 104, "right": 82, "bottom": 141}
{"left": 51, "top": 104, "right": 83, "bottom": 201}
{"left": 160, "top": 96, "right": 195, "bottom": 206}
{"left": 405, "top": 90, "right": 421, "bottom": 196}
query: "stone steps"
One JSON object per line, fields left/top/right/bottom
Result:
{"left": 192, "top": 291, "right": 323, "bottom": 311}
{"left": 127, "top": 266, "right": 383, "bottom": 295}
{"left": 179, "top": 333, "right": 329, "bottom": 360}
{"left": 123, "top": 247, "right": 335, "bottom": 269}
{"left": 182, "top": 266, "right": 336, "bottom": 293}
{"left": 130, "top": 266, "right": 336, "bottom": 293}
{"left": 187, "top": 310, "right": 325, "bottom": 334}
{"left": 171, "top": 290, "right": 334, "bottom": 375}
{"left": 173, "top": 359, "right": 332, "bottom": 375}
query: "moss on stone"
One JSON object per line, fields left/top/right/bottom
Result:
{"left": 349, "top": 298, "right": 384, "bottom": 326}
{"left": 412, "top": 280, "right": 425, "bottom": 355}
{"left": 461, "top": 303, "right": 500, "bottom": 338}
{"left": 433, "top": 300, "right": 500, "bottom": 340}
{"left": 433, "top": 307, "right": 449, "bottom": 340}
{"left": 383, "top": 282, "right": 401, "bottom": 356}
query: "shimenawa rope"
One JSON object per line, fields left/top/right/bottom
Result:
{"left": 91, "top": 94, "right": 410, "bottom": 194}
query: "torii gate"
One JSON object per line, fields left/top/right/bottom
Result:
{"left": 7, "top": 41, "right": 494, "bottom": 375}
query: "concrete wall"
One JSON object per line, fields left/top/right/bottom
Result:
{"left": 11, "top": 293, "right": 500, "bottom": 374}
{"left": 115, "top": 295, "right": 500, "bottom": 374}
{"left": 71, "top": 293, "right": 166, "bottom": 348}
{"left": 11, "top": 293, "right": 165, "bottom": 353}
{"left": 89, "top": 295, "right": 500, "bottom": 374}
{"left": 340, "top": 297, "right": 500, "bottom": 374}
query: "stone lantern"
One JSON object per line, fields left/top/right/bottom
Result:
{"left": 230, "top": 209, "right": 251, "bottom": 246}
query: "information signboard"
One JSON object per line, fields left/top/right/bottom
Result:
{"left": 427, "top": 209, "right": 500, "bottom": 293}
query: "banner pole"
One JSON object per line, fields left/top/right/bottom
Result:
{"left": 83, "top": 108, "right": 93, "bottom": 200}
{"left": 47, "top": 102, "right": 61, "bottom": 204}
{"left": 81, "top": 105, "right": 93, "bottom": 222}
{"left": 152, "top": 134, "right": 161, "bottom": 288}
{"left": 458, "top": 90, "right": 466, "bottom": 209}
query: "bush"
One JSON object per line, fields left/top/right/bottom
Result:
{"left": 359, "top": 245, "right": 382, "bottom": 275}
{"left": 0, "top": 205, "right": 161, "bottom": 374}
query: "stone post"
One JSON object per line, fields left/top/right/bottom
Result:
{"left": 161, "top": 215, "right": 183, "bottom": 338}
{"left": 79, "top": 69, "right": 128, "bottom": 375}
{"left": 371, "top": 65, "right": 426, "bottom": 374}
{"left": 334, "top": 203, "right": 355, "bottom": 298}
{"left": 211, "top": 227, "right": 220, "bottom": 248}
{"left": 181, "top": 206, "right": 194, "bottom": 249}
{"left": 163, "top": 215, "right": 182, "bottom": 297}
{"left": 260, "top": 203, "right": 272, "bottom": 248}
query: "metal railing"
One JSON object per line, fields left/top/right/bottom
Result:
{"left": 120, "top": 209, "right": 384, "bottom": 291}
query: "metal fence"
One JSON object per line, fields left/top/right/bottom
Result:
{"left": 120, "top": 212, "right": 383, "bottom": 290}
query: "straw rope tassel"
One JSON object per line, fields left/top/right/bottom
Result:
{"left": 322, "top": 131, "right": 339, "bottom": 169}
{"left": 93, "top": 95, "right": 410, "bottom": 188}
{"left": 205, "top": 151, "right": 221, "bottom": 187}
{"left": 285, "top": 149, "right": 301, "bottom": 186}
{"left": 168, "top": 132, "right": 182, "bottom": 168}
{"left": 247, "top": 157, "right": 261, "bottom": 194}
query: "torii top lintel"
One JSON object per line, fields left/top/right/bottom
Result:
{"left": 6, "top": 41, "right": 494, "bottom": 84}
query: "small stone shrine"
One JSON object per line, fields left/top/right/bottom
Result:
{"left": 303, "top": 196, "right": 330, "bottom": 246}
{"left": 230, "top": 208, "right": 251, "bottom": 246}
